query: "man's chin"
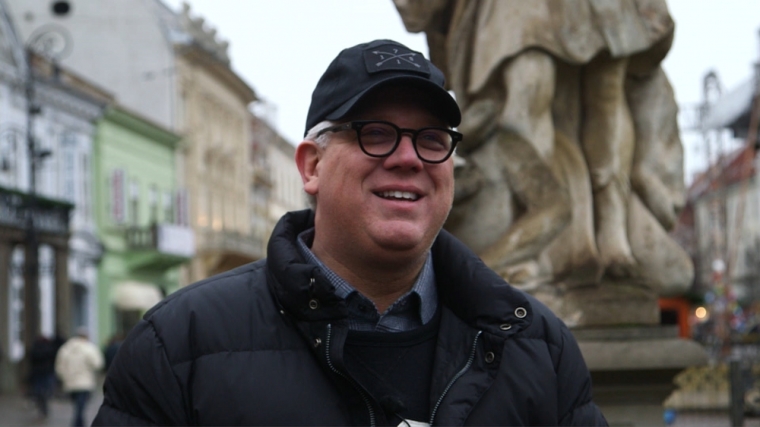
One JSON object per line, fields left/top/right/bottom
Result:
{"left": 369, "top": 225, "right": 430, "bottom": 254}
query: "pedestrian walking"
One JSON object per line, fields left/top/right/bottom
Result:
{"left": 27, "top": 335, "right": 57, "bottom": 417}
{"left": 55, "top": 327, "right": 103, "bottom": 427}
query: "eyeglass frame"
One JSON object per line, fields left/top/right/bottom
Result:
{"left": 315, "top": 120, "right": 462, "bottom": 164}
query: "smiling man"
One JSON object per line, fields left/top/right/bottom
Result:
{"left": 93, "top": 39, "right": 607, "bottom": 426}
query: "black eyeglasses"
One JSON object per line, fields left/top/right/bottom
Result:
{"left": 316, "top": 120, "right": 462, "bottom": 164}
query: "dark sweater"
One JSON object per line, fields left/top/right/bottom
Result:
{"left": 344, "top": 310, "right": 440, "bottom": 424}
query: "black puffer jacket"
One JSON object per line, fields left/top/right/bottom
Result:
{"left": 93, "top": 209, "right": 607, "bottom": 426}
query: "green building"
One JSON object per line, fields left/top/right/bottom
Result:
{"left": 94, "top": 106, "right": 192, "bottom": 346}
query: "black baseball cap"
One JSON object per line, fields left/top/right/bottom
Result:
{"left": 304, "top": 39, "right": 461, "bottom": 136}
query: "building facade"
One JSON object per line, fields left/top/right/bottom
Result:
{"left": 6, "top": 1, "right": 262, "bottom": 283}
{"left": 693, "top": 62, "right": 760, "bottom": 306}
{"left": 250, "top": 114, "right": 306, "bottom": 247}
{"left": 687, "top": 146, "right": 759, "bottom": 304}
{"left": 173, "top": 22, "right": 258, "bottom": 280}
{"left": 249, "top": 114, "right": 274, "bottom": 250}
{"left": 267, "top": 125, "right": 306, "bottom": 223}
{"left": 93, "top": 106, "right": 191, "bottom": 346}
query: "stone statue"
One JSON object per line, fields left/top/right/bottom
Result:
{"left": 394, "top": 0, "right": 693, "bottom": 327}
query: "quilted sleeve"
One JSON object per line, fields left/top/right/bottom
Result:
{"left": 554, "top": 321, "right": 609, "bottom": 426}
{"left": 92, "top": 319, "right": 189, "bottom": 426}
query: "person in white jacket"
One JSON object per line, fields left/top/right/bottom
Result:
{"left": 55, "top": 327, "right": 104, "bottom": 427}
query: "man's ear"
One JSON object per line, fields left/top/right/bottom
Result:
{"left": 295, "top": 141, "right": 320, "bottom": 196}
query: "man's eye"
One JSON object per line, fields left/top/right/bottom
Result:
{"left": 361, "top": 125, "right": 395, "bottom": 139}
{"left": 417, "top": 131, "right": 449, "bottom": 149}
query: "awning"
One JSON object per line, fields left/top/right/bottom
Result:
{"left": 112, "top": 281, "right": 163, "bottom": 311}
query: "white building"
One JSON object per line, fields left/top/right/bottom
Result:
{"left": 6, "top": 0, "right": 176, "bottom": 130}
{"left": 0, "top": 0, "right": 108, "bottom": 392}
{"left": 250, "top": 113, "right": 306, "bottom": 241}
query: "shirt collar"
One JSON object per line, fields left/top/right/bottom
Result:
{"left": 296, "top": 227, "right": 438, "bottom": 327}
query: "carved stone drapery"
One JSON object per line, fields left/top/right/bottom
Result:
{"left": 394, "top": 0, "right": 692, "bottom": 327}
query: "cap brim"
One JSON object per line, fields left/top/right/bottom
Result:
{"left": 324, "top": 75, "right": 461, "bottom": 127}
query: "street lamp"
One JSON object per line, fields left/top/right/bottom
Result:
{"left": 21, "top": 23, "right": 70, "bottom": 351}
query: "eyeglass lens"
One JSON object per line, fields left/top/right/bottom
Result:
{"left": 357, "top": 122, "right": 453, "bottom": 162}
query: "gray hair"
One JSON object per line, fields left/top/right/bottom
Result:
{"left": 304, "top": 120, "right": 336, "bottom": 148}
{"left": 301, "top": 120, "right": 337, "bottom": 208}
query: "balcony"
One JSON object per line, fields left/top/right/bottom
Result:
{"left": 0, "top": 185, "right": 73, "bottom": 238}
{"left": 125, "top": 223, "right": 195, "bottom": 271}
{"left": 199, "top": 228, "right": 265, "bottom": 261}
{"left": 196, "top": 228, "right": 265, "bottom": 275}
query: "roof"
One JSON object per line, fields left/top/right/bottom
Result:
{"left": 687, "top": 144, "right": 756, "bottom": 200}
{"left": 155, "top": 0, "right": 257, "bottom": 104}
{"left": 702, "top": 78, "right": 755, "bottom": 130}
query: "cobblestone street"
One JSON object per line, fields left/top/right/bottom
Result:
{"left": 0, "top": 387, "right": 102, "bottom": 427}
{"left": 0, "top": 387, "right": 758, "bottom": 427}
{"left": 670, "top": 411, "right": 760, "bottom": 426}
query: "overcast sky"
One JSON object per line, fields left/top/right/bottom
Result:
{"left": 163, "top": 0, "right": 760, "bottom": 183}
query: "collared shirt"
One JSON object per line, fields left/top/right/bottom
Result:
{"left": 297, "top": 228, "right": 438, "bottom": 332}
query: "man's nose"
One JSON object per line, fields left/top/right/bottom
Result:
{"left": 386, "top": 133, "right": 423, "bottom": 167}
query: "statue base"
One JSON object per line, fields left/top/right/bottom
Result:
{"left": 575, "top": 326, "right": 708, "bottom": 426}
{"left": 537, "top": 283, "right": 660, "bottom": 328}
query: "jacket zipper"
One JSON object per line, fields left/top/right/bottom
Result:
{"left": 429, "top": 330, "right": 483, "bottom": 426}
{"left": 325, "top": 324, "right": 377, "bottom": 427}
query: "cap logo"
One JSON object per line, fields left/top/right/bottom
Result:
{"left": 363, "top": 44, "right": 430, "bottom": 76}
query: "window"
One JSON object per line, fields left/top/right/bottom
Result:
{"left": 0, "top": 130, "right": 20, "bottom": 188}
{"left": 163, "top": 191, "right": 174, "bottom": 224}
{"left": 176, "top": 189, "right": 189, "bottom": 226}
{"left": 81, "top": 153, "right": 91, "bottom": 222}
{"left": 39, "top": 245, "right": 55, "bottom": 338}
{"left": 61, "top": 133, "right": 76, "bottom": 204}
{"left": 110, "top": 169, "right": 126, "bottom": 224}
{"left": 129, "top": 179, "right": 140, "bottom": 226}
{"left": 149, "top": 184, "right": 158, "bottom": 224}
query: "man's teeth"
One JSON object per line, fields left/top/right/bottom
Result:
{"left": 379, "top": 190, "right": 419, "bottom": 201}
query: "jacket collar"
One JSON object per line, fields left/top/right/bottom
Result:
{"left": 266, "top": 209, "right": 532, "bottom": 334}
{"left": 431, "top": 229, "right": 532, "bottom": 335}
{"left": 266, "top": 209, "right": 347, "bottom": 322}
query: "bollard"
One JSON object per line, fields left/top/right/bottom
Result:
{"left": 730, "top": 359, "right": 745, "bottom": 427}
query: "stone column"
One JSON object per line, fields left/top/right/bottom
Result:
{"left": 577, "top": 327, "right": 708, "bottom": 426}
{"left": 0, "top": 240, "right": 12, "bottom": 393}
{"left": 54, "top": 243, "right": 71, "bottom": 337}
{"left": 23, "top": 240, "right": 40, "bottom": 358}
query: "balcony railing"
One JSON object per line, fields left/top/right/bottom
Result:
{"left": 199, "top": 228, "right": 265, "bottom": 260}
{"left": 0, "top": 185, "right": 73, "bottom": 235}
{"left": 126, "top": 223, "right": 195, "bottom": 258}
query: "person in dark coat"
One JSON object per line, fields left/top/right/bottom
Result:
{"left": 93, "top": 39, "right": 607, "bottom": 426}
{"left": 103, "top": 333, "right": 124, "bottom": 372}
{"left": 28, "top": 335, "right": 57, "bottom": 417}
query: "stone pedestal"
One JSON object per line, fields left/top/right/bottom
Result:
{"left": 575, "top": 326, "right": 708, "bottom": 426}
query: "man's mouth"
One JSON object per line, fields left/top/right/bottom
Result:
{"left": 376, "top": 190, "right": 420, "bottom": 201}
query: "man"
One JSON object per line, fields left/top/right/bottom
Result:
{"left": 55, "top": 327, "right": 104, "bottom": 427}
{"left": 93, "top": 39, "right": 607, "bottom": 426}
